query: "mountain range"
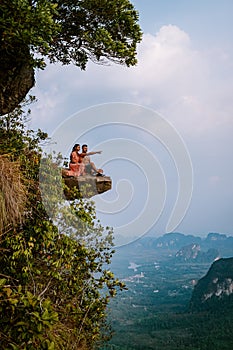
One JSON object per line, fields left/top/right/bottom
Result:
{"left": 121, "top": 232, "right": 233, "bottom": 258}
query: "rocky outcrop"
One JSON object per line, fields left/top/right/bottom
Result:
{"left": 0, "top": 47, "right": 35, "bottom": 115}
{"left": 175, "top": 244, "right": 219, "bottom": 263}
{"left": 189, "top": 257, "right": 233, "bottom": 311}
{"left": 62, "top": 173, "right": 112, "bottom": 199}
{"left": 175, "top": 243, "right": 201, "bottom": 261}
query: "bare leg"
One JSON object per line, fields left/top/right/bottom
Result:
{"left": 90, "top": 162, "right": 103, "bottom": 174}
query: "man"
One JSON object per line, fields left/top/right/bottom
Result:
{"left": 80, "top": 144, "right": 104, "bottom": 176}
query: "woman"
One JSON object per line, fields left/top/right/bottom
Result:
{"left": 67, "top": 144, "right": 85, "bottom": 176}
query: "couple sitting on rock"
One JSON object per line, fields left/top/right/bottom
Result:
{"left": 67, "top": 144, "right": 104, "bottom": 177}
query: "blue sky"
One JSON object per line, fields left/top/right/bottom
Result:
{"left": 31, "top": 1, "right": 233, "bottom": 245}
{"left": 133, "top": 0, "right": 233, "bottom": 47}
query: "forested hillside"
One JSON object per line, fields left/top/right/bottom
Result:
{"left": 0, "top": 104, "right": 126, "bottom": 349}
{"left": 0, "top": 1, "right": 142, "bottom": 349}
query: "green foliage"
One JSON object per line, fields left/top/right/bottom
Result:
{"left": 0, "top": 107, "right": 125, "bottom": 349}
{"left": 0, "top": 0, "right": 142, "bottom": 69}
{"left": 0, "top": 0, "right": 59, "bottom": 69}
{"left": 49, "top": 0, "right": 142, "bottom": 68}
{"left": 0, "top": 96, "right": 47, "bottom": 158}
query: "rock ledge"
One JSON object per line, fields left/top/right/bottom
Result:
{"left": 62, "top": 173, "right": 112, "bottom": 199}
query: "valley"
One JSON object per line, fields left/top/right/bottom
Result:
{"left": 102, "top": 232, "right": 233, "bottom": 349}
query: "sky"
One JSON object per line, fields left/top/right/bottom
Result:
{"left": 30, "top": 0, "right": 233, "bottom": 245}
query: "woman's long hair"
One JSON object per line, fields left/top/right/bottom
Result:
{"left": 70, "top": 144, "right": 80, "bottom": 162}
{"left": 72, "top": 144, "right": 80, "bottom": 152}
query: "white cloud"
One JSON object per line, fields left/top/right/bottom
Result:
{"left": 31, "top": 24, "right": 233, "bottom": 137}
{"left": 29, "top": 23, "right": 233, "bottom": 236}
